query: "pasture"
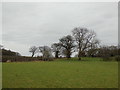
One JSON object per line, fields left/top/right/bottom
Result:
{"left": 2, "top": 58, "right": 118, "bottom": 88}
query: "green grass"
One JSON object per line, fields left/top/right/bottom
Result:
{"left": 2, "top": 58, "right": 118, "bottom": 88}
{"left": 0, "top": 63, "right": 2, "bottom": 89}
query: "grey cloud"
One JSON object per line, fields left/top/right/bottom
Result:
{"left": 2, "top": 2, "right": 118, "bottom": 56}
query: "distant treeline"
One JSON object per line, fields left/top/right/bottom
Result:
{"left": 1, "top": 48, "right": 43, "bottom": 62}
{"left": 1, "top": 27, "right": 120, "bottom": 62}
{"left": 2, "top": 49, "right": 21, "bottom": 56}
{"left": 1, "top": 45, "right": 120, "bottom": 62}
{"left": 2, "top": 56, "right": 43, "bottom": 62}
{"left": 29, "top": 27, "right": 120, "bottom": 61}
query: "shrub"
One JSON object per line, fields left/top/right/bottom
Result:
{"left": 2, "top": 56, "right": 43, "bottom": 62}
{"left": 115, "top": 55, "right": 120, "bottom": 61}
{"left": 102, "top": 56, "right": 112, "bottom": 61}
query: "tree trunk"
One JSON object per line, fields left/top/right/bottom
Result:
{"left": 32, "top": 52, "right": 34, "bottom": 57}
{"left": 78, "top": 56, "right": 81, "bottom": 60}
{"left": 78, "top": 50, "right": 81, "bottom": 60}
{"left": 67, "top": 50, "right": 71, "bottom": 58}
{"left": 67, "top": 54, "right": 71, "bottom": 58}
{"left": 55, "top": 51, "right": 59, "bottom": 58}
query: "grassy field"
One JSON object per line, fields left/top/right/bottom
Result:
{"left": 2, "top": 57, "right": 118, "bottom": 88}
{"left": 0, "top": 63, "right": 2, "bottom": 89}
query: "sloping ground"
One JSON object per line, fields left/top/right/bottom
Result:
{"left": 2, "top": 59, "right": 118, "bottom": 88}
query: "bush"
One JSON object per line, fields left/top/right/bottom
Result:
{"left": 102, "top": 56, "right": 112, "bottom": 61}
{"left": 2, "top": 56, "right": 43, "bottom": 62}
{"left": 115, "top": 55, "right": 120, "bottom": 61}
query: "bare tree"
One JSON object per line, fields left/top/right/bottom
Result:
{"left": 59, "top": 35, "right": 75, "bottom": 58}
{"left": 29, "top": 46, "right": 37, "bottom": 57}
{"left": 87, "top": 39, "right": 100, "bottom": 57}
{"left": 39, "top": 46, "right": 53, "bottom": 61}
{"left": 51, "top": 43, "right": 61, "bottom": 58}
{"left": 72, "top": 27, "right": 99, "bottom": 60}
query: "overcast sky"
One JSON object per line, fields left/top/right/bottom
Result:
{"left": 2, "top": 2, "right": 118, "bottom": 56}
